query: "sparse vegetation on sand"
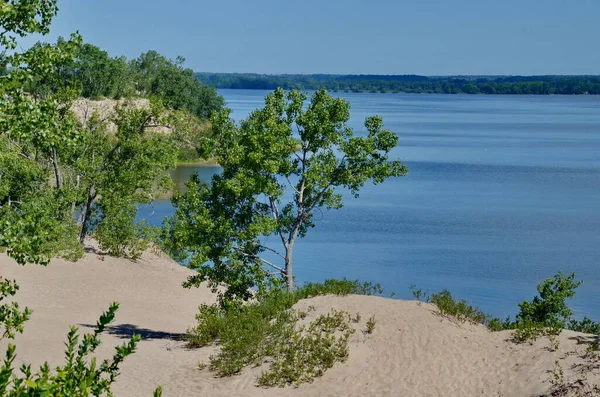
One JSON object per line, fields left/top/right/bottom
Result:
{"left": 188, "top": 279, "right": 380, "bottom": 386}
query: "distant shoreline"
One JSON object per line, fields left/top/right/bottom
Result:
{"left": 197, "top": 73, "right": 600, "bottom": 95}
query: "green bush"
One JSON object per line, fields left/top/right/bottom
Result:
{"left": 511, "top": 318, "right": 561, "bottom": 343}
{"left": 189, "top": 279, "right": 375, "bottom": 386}
{"left": 430, "top": 289, "right": 490, "bottom": 325}
{"left": 423, "top": 271, "right": 593, "bottom": 342}
{"left": 95, "top": 198, "right": 151, "bottom": 260}
{"left": 257, "top": 310, "right": 354, "bottom": 387}
{"left": 569, "top": 317, "right": 600, "bottom": 335}
{"left": 515, "top": 271, "right": 582, "bottom": 329}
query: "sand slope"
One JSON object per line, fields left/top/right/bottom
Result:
{"left": 1, "top": 251, "right": 598, "bottom": 397}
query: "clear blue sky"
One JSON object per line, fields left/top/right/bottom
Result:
{"left": 24, "top": 0, "right": 600, "bottom": 75}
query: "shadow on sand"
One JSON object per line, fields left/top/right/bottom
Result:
{"left": 79, "top": 323, "right": 188, "bottom": 341}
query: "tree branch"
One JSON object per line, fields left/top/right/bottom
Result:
{"left": 285, "top": 175, "right": 300, "bottom": 194}
{"left": 234, "top": 247, "right": 286, "bottom": 273}
{"left": 269, "top": 196, "right": 288, "bottom": 249}
{"left": 260, "top": 244, "right": 286, "bottom": 260}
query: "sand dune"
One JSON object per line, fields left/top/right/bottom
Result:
{"left": 1, "top": 251, "right": 598, "bottom": 397}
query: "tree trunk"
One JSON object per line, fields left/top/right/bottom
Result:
{"left": 52, "top": 149, "right": 62, "bottom": 189}
{"left": 79, "top": 187, "right": 96, "bottom": 244}
{"left": 71, "top": 174, "right": 80, "bottom": 216}
{"left": 285, "top": 243, "right": 294, "bottom": 293}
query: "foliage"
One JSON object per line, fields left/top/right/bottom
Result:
{"left": 423, "top": 272, "right": 596, "bottom": 344}
{"left": 365, "top": 315, "right": 376, "bottom": 334}
{"left": 501, "top": 272, "right": 584, "bottom": 343}
{"left": 198, "top": 72, "right": 600, "bottom": 95}
{"left": 168, "top": 88, "right": 407, "bottom": 303}
{"left": 1, "top": 5, "right": 83, "bottom": 264}
{"left": 73, "top": 101, "right": 179, "bottom": 247}
{"left": 0, "top": 277, "right": 31, "bottom": 340}
{"left": 2, "top": 2, "right": 182, "bottom": 260}
{"left": 430, "top": 289, "right": 491, "bottom": 325}
{"left": 409, "top": 284, "right": 426, "bottom": 302}
{"left": 132, "top": 51, "right": 224, "bottom": 119}
{"left": 510, "top": 319, "right": 561, "bottom": 343}
{"left": 0, "top": 301, "right": 158, "bottom": 396}
{"left": 257, "top": 310, "right": 354, "bottom": 387}
{"left": 515, "top": 272, "right": 582, "bottom": 330}
{"left": 24, "top": 41, "right": 224, "bottom": 119}
{"left": 569, "top": 317, "right": 600, "bottom": 335}
{"left": 1, "top": 3, "right": 159, "bottom": 396}
{"left": 294, "top": 279, "right": 383, "bottom": 299}
{"left": 188, "top": 279, "right": 374, "bottom": 386}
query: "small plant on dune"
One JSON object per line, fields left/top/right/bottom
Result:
{"left": 352, "top": 313, "right": 362, "bottom": 323}
{"left": 511, "top": 319, "right": 562, "bottom": 344}
{"left": 548, "top": 360, "right": 566, "bottom": 392}
{"left": 409, "top": 284, "right": 426, "bottom": 303}
{"left": 548, "top": 334, "right": 560, "bottom": 352}
{"left": 365, "top": 315, "right": 377, "bottom": 334}
{"left": 569, "top": 317, "right": 600, "bottom": 335}
{"left": 187, "top": 279, "right": 373, "bottom": 386}
{"left": 430, "top": 289, "right": 490, "bottom": 325}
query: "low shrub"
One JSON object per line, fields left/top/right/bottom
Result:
{"left": 257, "top": 310, "right": 354, "bottom": 387}
{"left": 430, "top": 289, "right": 490, "bottom": 325}
{"left": 188, "top": 279, "right": 376, "bottom": 387}
{"left": 511, "top": 319, "right": 561, "bottom": 343}
{"left": 569, "top": 317, "right": 600, "bottom": 335}
{"left": 515, "top": 271, "right": 582, "bottom": 330}
{"left": 295, "top": 279, "right": 383, "bottom": 300}
{"left": 422, "top": 271, "right": 593, "bottom": 344}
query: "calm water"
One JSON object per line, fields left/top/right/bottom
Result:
{"left": 139, "top": 89, "right": 600, "bottom": 319}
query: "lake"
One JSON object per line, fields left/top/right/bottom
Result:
{"left": 139, "top": 89, "right": 600, "bottom": 320}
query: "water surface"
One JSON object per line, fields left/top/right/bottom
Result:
{"left": 139, "top": 90, "right": 600, "bottom": 319}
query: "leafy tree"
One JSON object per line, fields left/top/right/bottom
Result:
{"left": 71, "top": 100, "right": 178, "bottom": 250}
{"left": 167, "top": 88, "right": 407, "bottom": 303}
{"left": 1, "top": 1, "right": 82, "bottom": 264}
{"left": 131, "top": 50, "right": 224, "bottom": 119}
{"left": 1, "top": 1, "right": 160, "bottom": 395}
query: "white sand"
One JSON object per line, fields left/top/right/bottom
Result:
{"left": 1, "top": 251, "right": 598, "bottom": 396}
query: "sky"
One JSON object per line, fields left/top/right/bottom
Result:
{"left": 20, "top": 0, "right": 600, "bottom": 75}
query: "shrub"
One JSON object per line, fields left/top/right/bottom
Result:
{"left": 506, "top": 271, "right": 584, "bottom": 343}
{"left": 569, "top": 317, "right": 600, "bottom": 335}
{"left": 419, "top": 271, "right": 592, "bottom": 343}
{"left": 188, "top": 279, "right": 376, "bottom": 387}
{"left": 430, "top": 289, "right": 490, "bottom": 325}
{"left": 515, "top": 271, "right": 582, "bottom": 330}
{"left": 409, "top": 284, "right": 426, "bottom": 302}
{"left": 257, "top": 310, "right": 354, "bottom": 387}
{"left": 294, "top": 279, "right": 383, "bottom": 300}
{"left": 511, "top": 318, "right": 561, "bottom": 343}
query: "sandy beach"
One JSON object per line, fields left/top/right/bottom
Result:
{"left": 2, "top": 250, "right": 599, "bottom": 397}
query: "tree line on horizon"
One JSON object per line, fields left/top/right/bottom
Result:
{"left": 196, "top": 73, "right": 600, "bottom": 95}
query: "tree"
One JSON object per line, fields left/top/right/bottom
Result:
{"left": 131, "top": 50, "right": 224, "bottom": 119}
{"left": 72, "top": 100, "right": 178, "bottom": 257}
{"left": 1, "top": 0, "right": 82, "bottom": 264}
{"left": 168, "top": 88, "right": 407, "bottom": 302}
{"left": 1, "top": 1, "right": 160, "bottom": 395}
